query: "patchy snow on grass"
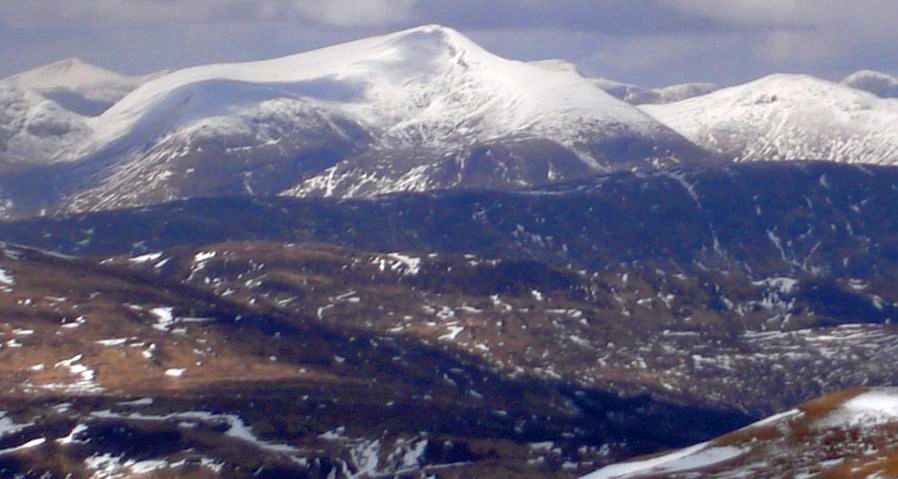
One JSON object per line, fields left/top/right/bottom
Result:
{"left": 46, "top": 354, "right": 102, "bottom": 393}
{"left": 85, "top": 453, "right": 169, "bottom": 479}
{"left": 164, "top": 368, "right": 185, "bottom": 377}
{"left": 91, "top": 410, "right": 300, "bottom": 455}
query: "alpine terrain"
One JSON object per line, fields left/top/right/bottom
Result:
{"left": 1, "top": 19, "right": 898, "bottom": 479}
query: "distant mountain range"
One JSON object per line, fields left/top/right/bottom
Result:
{"left": 1, "top": 25, "right": 897, "bottom": 220}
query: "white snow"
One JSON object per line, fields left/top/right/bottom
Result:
{"left": 150, "top": 307, "right": 175, "bottom": 331}
{"left": 643, "top": 73, "right": 898, "bottom": 165}
{"left": 129, "top": 252, "right": 163, "bottom": 263}
{"left": 582, "top": 442, "right": 744, "bottom": 479}
{"left": 90, "top": 25, "right": 660, "bottom": 160}
{"left": 386, "top": 253, "right": 421, "bottom": 275}
{"left": 57, "top": 423, "right": 88, "bottom": 445}
{"left": 820, "top": 389, "right": 898, "bottom": 429}
{"left": 0, "top": 412, "right": 32, "bottom": 438}
{"left": 0, "top": 437, "right": 46, "bottom": 456}
{"left": 0, "top": 268, "right": 14, "bottom": 286}
{"left": 47, "top": 354, "right": 102, "bottom": 393}
{"left": 4, "top": 58, "right": 161, "bottom": 114}
{"left": 164, "top": 368, "right": 185, "bottom": 377}
{"left": 439, "top": 324, "right": 465, "bottom": 341}
{"left": 194, "top": 251, "right": 217, "bottom": 263}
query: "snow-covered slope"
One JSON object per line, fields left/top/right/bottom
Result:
{"left": 842, "top": 69, "right": 898, "bottom": 99}
{"left": 47, "top": 25, "right": 704, "bottom": 212}
{"left": 0, "top": 83, "right": 92, "bottom": 165}
{"left": 583, "top": 388, "right": 898, "bottom": 479}
{"left": 89, "top": 26, "right": 685, "bottom": 160}
{"left": 643, "top": 74, "right": 898, "bottom": 165}
{"left": 3, "top": 58, "right": 162, "bottom": 116}
{"left": 0, "top": 58, "right": 161, "bottom": 166}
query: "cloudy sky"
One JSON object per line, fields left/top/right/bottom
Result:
{"left": 2, "top": 0, "right": 896, "bottom": 87}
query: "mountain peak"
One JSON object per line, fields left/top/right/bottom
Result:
{"left": 40, "top": 57, "right": 88, "bottom": 72}
{"left": 7, "top": 57, "right": 139, "bottom": 90}
{"left": 380, "top": 23, "right": 489, "bottom": 61}
{"left": 643, "top": 71, "right": 898, "bottom": 165}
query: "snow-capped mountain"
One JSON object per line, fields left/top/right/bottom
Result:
{"left": 3, "top": 58, "right": 163, "bottom": 116}
{"left": 842, "top": 69, "right": 898, "bottom": 98}
{"left": 0, "top": 82, "right": 92, "bottom": 165}
{"left": 643, "top": 74, "right": 898, "bottom": 165}
{"left": 0, "top": 59, "right": 163, "bottom": 166}
{"left": 15, "top": 25, "right": 703, "bottom": 214}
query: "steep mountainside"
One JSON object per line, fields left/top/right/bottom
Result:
{"left": 585, "top": 388, "right": 898, "bottom": 478}
{"left": 643, "top": 74, "right": 898, "bottom": 165}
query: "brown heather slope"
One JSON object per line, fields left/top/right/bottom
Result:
{"left": 0, "top": 242, "right": 750, "bottom": 478}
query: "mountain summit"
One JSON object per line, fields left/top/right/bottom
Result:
{"left": 4, "top": 57, "right": 161, "bottom": 116}
{"left": 0, "top": 25, "right": 706, "bottom": 216}
{"left": 643, "top": 74, "right": 898, "bottom": 165}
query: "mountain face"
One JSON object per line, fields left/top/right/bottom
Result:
{"left": 0, "top": 83, "right": 92, "bottom": 166}
{"left": 842, "top": 69, "right": 898, "bottom": 98}
{"left": 0, "top": 59, "right": 161, "bottom": 167}
{"left": 585, "top": 388, "right": 898, "bottom": 478}
{"left": 0, "top": 25, "right": 708, "bottom": 219}
{"left": 642, "top": 74, "right": 898, "bottom": 165}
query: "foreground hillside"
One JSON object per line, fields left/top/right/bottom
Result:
{"left": 0, "top": 241, "right": 749, "bottom": 478}
{"left": 586, "top": 388, "right": 898, "bottom": 478}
